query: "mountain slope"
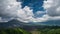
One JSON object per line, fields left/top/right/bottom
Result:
{"left": 36, "top": 20, "right": 60, "bottom": 26}
{"left": 0, "top": 19, "right": 24, "bottom": 28}
{"left": 0, "top": 19, "right": 60, "bottom": 28}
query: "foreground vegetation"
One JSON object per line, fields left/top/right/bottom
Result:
{"left": 0, "top": 26, "right": 60, "bottom": 34}
{"left": 0, "top": 28, "right": 31, "bottom": 34}
{"left": 36, "top": 28, "right": 60, "bottom": 34}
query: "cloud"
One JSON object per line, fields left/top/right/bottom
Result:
{"left": 17, "top": 6, "right": 48, "bottom": 23}
{"left": 43, "top": 0, "right": 60, "bottom": 16}
{"left": 36, "top": 11, "right": 46, "bottom": 14}
{"left": 0, "top": 0, "right": 48, "bottom": 23}
{"left": 41, "top": 0, "right": 60, "bottom": 22}
{"left": 0, "top": 0, "right": 60, "bottom": 23}
{"left": 0, "top": 17, "right": 13, "bottom": 22}
{"left": 17, "top": 0, "right": 60, "bottom": 23}
{"left": 0, "top": 17, "right": 5, "bottom": 22}
{"left": 0, "top": 0, "right": 19, "bottom": 17}
{"left": 0, "top": 0, "right": 21, "bottom": 22}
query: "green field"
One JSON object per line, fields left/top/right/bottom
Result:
{"left": 0, "top": 27, "right": 60, "bottom": 34}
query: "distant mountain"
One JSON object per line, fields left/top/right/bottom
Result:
{"left": 0, "top": 19, "right": 60, "bottom": 29}
{"left": 0, "top": 19, "right": 25, "bottom": 28}
{"left": 35, "top": 20, "right": 60, "bottom": 26}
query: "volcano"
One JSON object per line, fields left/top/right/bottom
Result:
{"left": 0, "top": 19, "right": 24, "bottom": 28}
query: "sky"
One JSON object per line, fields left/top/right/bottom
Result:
{"left": 0, "top": 0, "right": 60, "bottom": 23}
{"left": 17, "top": 0, "right": 45, "bottom": 17}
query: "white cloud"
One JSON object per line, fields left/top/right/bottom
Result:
{"left": 17, "top": 6, "right": 34, "bottom": 19}
{"left": 17, "top": 6, "right": 47, "bottom": 23}
{"left": 36, "top": 11, "right": 46, "bottom": 15}
{"left": 42, "top": 0, "right": 60, "bottom": 21}
{"left": 0, "top": 17, "right": 3, "bottom": 22}
{"left": 0, "top": 0, "right": 21, "bottom": 22}
{"left": 0, "top": 0, "right": 47, "bottom": 23}
{"left": 0, "top": 0, "right": 21, "bottom": 17}
{"left": 0, "top": 0, "right": 60, "bottom": 23}
{"left": 0, "top": 17, "right": 14, "bottom": 22}
{"left": 43, "top": 0, "right": 54, "bottom": 9}
{"left": 43, "top": 0, "right": 60, "bottom": 16}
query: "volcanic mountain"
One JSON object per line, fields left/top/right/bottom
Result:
{"left": 0, "top": 19, "right": 60, "bottom": 29}
{"left": 0, "top": 19, "right": 24, "bottom": 28}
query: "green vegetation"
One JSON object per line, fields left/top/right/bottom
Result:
{"left": 0, "top": 28, "right": 31, "bottom": 34}
{"left": 37, "top": 28, "right": 60, "bottom": 34}
{"left": 0, "top": 27, "right": 60, "bottom": 34}
{"left": 30, "top": 28, "right": 60, "bottom": 34}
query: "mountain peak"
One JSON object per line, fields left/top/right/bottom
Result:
{"left": 8, "top": 19, "right": 22, "bottom": 23}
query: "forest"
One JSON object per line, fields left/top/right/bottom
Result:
{"left": 0, "top": 26, "right": 60, "bottom": 34}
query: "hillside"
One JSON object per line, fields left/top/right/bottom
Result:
{"left": 0, "top": 28, "right": 31, "bottom": 34}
